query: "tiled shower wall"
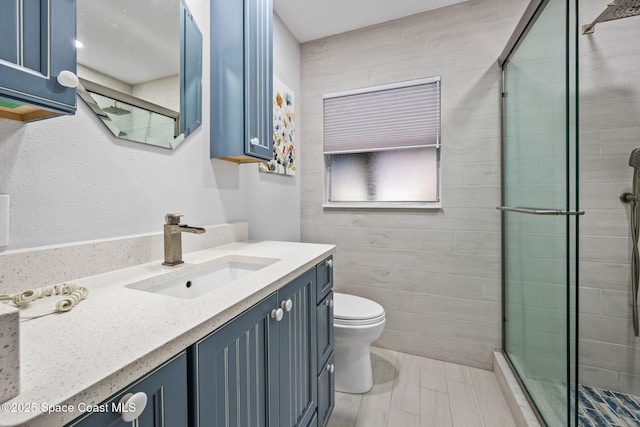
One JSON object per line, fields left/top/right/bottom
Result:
{"left": 579, "top": 0, "right": 640, "bottom": 396}
{"left": 300, "top": 0, "right": 528, "bottom": 370}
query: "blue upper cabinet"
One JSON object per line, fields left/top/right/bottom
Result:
{"left": 0, "top": 0, "right": 78, "bottom": 122}
{"left": 210, "top": 0, "right": 274, "bottom": 162}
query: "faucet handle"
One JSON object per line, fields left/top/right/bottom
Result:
{"left": 165, "top": 213, "right": 183, "bottom": 225}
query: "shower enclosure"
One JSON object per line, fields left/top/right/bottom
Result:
{"left": 499, "top": 0, "right": 580, "bottom": 425}
{"left": 500, "top": 0, "right": 640, "bottom": 425}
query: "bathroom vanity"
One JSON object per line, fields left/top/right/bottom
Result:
{"left": 0, "top": 240, "right": 334, "bottom": 427}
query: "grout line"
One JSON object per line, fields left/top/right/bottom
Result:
{"left": 471, "top": 371, "right": 487, "bottom": 427}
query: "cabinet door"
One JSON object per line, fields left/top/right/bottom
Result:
{"left": 316, "top": 257, "right": 333, "bottom": 302}
{"left": 307, "top": 412, "right": 318, "bottom": 427}
{"left": 243, "top": 0, "right": 273, "bottom": 160}
{"left": 317, "top": 354, "right": 335, "bottom": 427}
{"left": 0, "top": 0, "right": 77, "bottom": 114}
{"left": 277, "top": 269, "right": 317, "bottom": 427}
{"left": 67, "top": 352, "right": 188, "bottom": 427}
{"left": 192, "top": 294, "right": 278, "bottom": 427}
{"left": 317, "top": 292, "right": 334, "bottom": 374}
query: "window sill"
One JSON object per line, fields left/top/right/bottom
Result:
{"left": 322, "top": 201, "right": 442, "bottom": 210}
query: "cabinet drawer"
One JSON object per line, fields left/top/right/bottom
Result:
{"left": 316, "top": 256, "right": 333, "bottom": 302}
{"left": 67, "top": 352, "right": 188, "bottom": 427}
{"left": 317, "top": 292, "right": 334, "bottom": 374}
{"left": 317, "top": 353, "right": 335, "bottom": 427}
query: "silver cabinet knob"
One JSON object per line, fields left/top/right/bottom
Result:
{"left": 326, "top": 259, "right": 333, "bottom": 268}
{"left": 271, "top": 308, "right": 284, "bottom": 321}
{"left": 281, "top": 298, "right": 293, "bottom": 312}
{"left": 250, "top": 137, "right": 260, "bottom": 146}
{"left": 119, "top": 392, "right": 148, "bottom": 422}
{"left": 57, "top": 70, "right": 79, "bottom": 88}
{"left": 327, "top": 364, "right": 335, "bottom": 374}
{"left": 329, "top": 299, "right": 334, "bottom": 308}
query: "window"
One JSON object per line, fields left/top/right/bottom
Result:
{"left": 323, "top": 77, "right": 441, "bottom": 208}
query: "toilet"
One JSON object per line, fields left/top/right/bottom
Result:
{"left": 333, "top": 292, "right": 386, "bottom": 394}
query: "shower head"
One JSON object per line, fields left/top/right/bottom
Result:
{"left": 583, "top": 0, "right": 640, "bottom": 34}
{"left": 103, "top": 103, "right": 131, "bottom": 116}
{"left": 603, "top": 0, "right": 640, "bottom": 20}
{"left": 630, "top": 148, "right": 640, "bottom": 169}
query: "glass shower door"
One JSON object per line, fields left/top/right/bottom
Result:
{"left": 501, "top": 0, "right": 579, "bottom": 425}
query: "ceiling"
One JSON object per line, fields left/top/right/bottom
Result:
{"left": 75, "top": 0, "right": 469, "bottom": 86}
{"left": 77, "top": 0, "right": 180, "bottom": 85}
{"left": 273, "top": 0, "right": 468, "bottom": 43}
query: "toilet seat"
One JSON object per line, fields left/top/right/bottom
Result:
{"left": 334, "top": 314, "right": 385, "bottom": 326}
{"left": 333, "top": 293, "right": 385, "bottom": 326}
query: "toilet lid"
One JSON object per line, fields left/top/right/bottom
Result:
{"left": 333, "top": 293, "right": 385, "bottom": 321}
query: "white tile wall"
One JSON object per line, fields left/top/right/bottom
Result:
{"left": 300, "top": 0, "right": 529, "bottom": 370}
{"left": 578, "top": 0, "right": 640, "bottom": 394}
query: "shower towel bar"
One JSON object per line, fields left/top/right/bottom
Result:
{"left": 496, "top": 206, "right": 585, "bottom": 215}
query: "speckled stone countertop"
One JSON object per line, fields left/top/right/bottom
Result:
{"left": 0, "top": 240, "right": 335, "bottom": 427}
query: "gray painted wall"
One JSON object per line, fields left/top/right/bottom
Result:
{"left": 244, "top": 13, "right": 301, "bottom": 242}
{"left": 0, "top": 2, "right": 301, "bottom": 251}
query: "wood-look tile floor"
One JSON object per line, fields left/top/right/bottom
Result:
{"left": 328, "top": 347, "right": 516, "bottom": 427}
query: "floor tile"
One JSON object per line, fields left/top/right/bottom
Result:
{"left": 420, "top": 388, "right": 453, "bottom": 427}
{"left": 388, "top": 408, "right": 420, "bottom": 427}
{"left": 447, "top": 379, "right": 484, "bottom": 427}
{"left": 390, "top": 352, "right": 421, "bottom": 415}
{"left": 420, "top": 357, "right": 447, "bottom": 393}
{"left": 471, "top": 367, "right": 516, "bottom": 427}
{"left": 330, "top": 348, "right": 516, "bottom": 427}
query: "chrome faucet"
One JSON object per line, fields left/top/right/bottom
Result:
{"left": 163, "top": 214, "right": 206, "bottom": 266}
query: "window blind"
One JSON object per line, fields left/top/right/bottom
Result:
{"left": 323, "top": 77, "right": 440, "bottom": 154}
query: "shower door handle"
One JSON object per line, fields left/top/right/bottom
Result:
{"left": 496, "top": 206, "right": 585, "bottom": 216}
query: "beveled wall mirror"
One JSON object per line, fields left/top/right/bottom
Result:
{"left": 76, "top": 0, "right": 202, "bottom": 149}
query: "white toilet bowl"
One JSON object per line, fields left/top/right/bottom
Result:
{"left": 333, "top": 293, "right": 385, "bottom": 394}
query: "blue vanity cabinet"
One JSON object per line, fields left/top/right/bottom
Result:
{"left": 210, "top": 0, "right": 273, "bottom": 162}
{"left": 316, "top": 257, "right": 333, "bottom": 302}
{"left": 317, "top": 292, "right": 334, "bottom": 373}
{"left": 277, "top": 269, "right": 318, "bottom": 427}
{"left": 0, "top": 0, "right": 77, "bottom": 121}
{"left": 317, "top": 353, "right": 336, "bottom": 427}
{"left": 316, "top": 260, "right": 335, "bottom": 426}
{"left": 66, "top": 352, "right": 188, "bottom": 427}
{"left": 192, "top": 269, "right": 318, "bottom": 427}
{"left": 64, "top": 257, "right": 334, "bottom": 427}
{"left": 307, "top": 412, "right": 318, "bottom": 427}
{"left": 190, "top": 294, "right": 278, "bottom": 426}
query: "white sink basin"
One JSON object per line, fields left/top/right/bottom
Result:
{"left": 127, "top": 256, "right": 277, "bottom": 299}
